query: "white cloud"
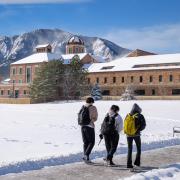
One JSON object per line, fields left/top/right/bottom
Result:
{"left": 0, "top": 0, "right": 90, "bottom": 4}
{"left": 105, "top": 24, "right": 180, "bottom": 54}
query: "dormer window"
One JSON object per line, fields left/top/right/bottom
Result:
{"left": 36, "top": 44, "right": 52, "bottom": 53}
{"left": 101, "top": 66, "right": 114, "bottom": 70}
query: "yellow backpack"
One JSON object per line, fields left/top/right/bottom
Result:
{"left": 124, "top": 113, "right": 138, "bottom": 136}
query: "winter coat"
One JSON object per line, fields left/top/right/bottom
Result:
{"left": 109, "top": 113, "right": 123, "bottom": 133}
{"left": 84, "top": 104, "right": 98, "bottom": 128}
{"left": 129, "top": 103, "right": 146, "bottom": 136}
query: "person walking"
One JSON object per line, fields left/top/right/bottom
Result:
{"left": 124, "top": 103, "right": 146, "bottom": 170}
{"left": 99, "top": 105, "right": 123, "bottom": 166}
{"left": 78, "top": 97, "right": 98, "bottom": 163}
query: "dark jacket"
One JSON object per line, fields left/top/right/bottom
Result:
{"left": 130, "top": 103, "right": 146, "bottom": 136}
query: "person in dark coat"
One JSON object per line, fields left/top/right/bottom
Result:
{"left": 81, "top": 97, "right": 98, "bottom": 163}
{"left": 100, "top": 105, "right": 123, "bottom": 166}
{"left": 126, "top": 103, "right": 146, "bottom": 169}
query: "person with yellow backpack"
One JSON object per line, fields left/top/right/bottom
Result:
{"left": 124, "top": 103, "right": 146, "bottom": 170}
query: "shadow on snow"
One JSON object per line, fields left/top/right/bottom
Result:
{"left": 0, "top": 138, "right": 180, "bottom": 176}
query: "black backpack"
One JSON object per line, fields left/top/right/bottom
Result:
{"left": 101, "top": 113, "right": 118, "bottom": 135}
{"left": 78, "top": 105, "right": 91, "bottom": 126}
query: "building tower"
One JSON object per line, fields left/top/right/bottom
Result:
{"left": 66, "top": 36, "right": 85, "bottom": 54}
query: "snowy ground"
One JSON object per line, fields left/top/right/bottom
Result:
{"left": 123, "top": 163, "right": 180, "bottom": 180}
{"left": 0, "top": 100, "right": 180, "bottom": 175}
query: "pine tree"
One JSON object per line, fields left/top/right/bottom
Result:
{"left": 91, "top": 83, "right": 102, "bottom": 100}
{"left": 30, "top": 60, "right": 64, "bottom": 102}
{"left": 30, "top": 56, "right": 89, "bottom": 103}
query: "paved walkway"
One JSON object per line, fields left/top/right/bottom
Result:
{"left": 0, "top": 145, "right": 180, "bottom": 180}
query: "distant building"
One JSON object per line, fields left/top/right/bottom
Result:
{"left": 0, "top": 36, "right": 103, "bottom": 99}
{"left": 88, "top": 53, "right": 180, "bottom": 96}
{"left": 66, "top": 36, "right": 85, "bottom": 54}
{"left": 127, "top": 49, "right": 156, "bottom": 57}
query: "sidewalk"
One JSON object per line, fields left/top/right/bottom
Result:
{"left": 0, "top": 145, "right": 180, "bottom": 180}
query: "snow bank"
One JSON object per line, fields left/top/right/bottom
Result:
{"left": 122, "top": 163, "right": 180, "bottom": 180}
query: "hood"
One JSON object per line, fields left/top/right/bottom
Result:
{"left": 130, "top": 103, "right": 142, "bottom": 115}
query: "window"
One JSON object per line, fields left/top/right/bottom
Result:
{"left": 19, "top": 80, "right": 23, "bottom": 83}
{"left": 159, "top": 75, "right": 163, "bottom": 82}
{"left": 19, "top": 67, "right": 23, "bottom": 74}
{"left": 13, "top": 80, "right": 16, "bottom": 83}
{"left": 104, "top": 77, "right": 107, "bottom": 84}
{"left": 122, "top": 77, "right": 124, "bottom": 83}
{"left": 75, "top": 47, "right": 79, "bottom": 53}
{"left": 96, "top": 77, "right": 99, "bottom": 84}
{"left": 101, "top": 66, "right": 114, "bottom": 70}
{"left": 24, "top": 90, "right": 27, "bottom": 95}
{"left": 172, "top": 89, "right": 180, "bottom": 95}
{"left": 15, "top": 90, "right": 19, "bottom": 98}
{"left": 12, "top": 68, "right": 16, "bottom": 75}
{"left": 8, "top": 90, "right": 10, "bottom": 95}
{"left": 131, "top": 76, "right": 134, "bottom": 83}
{"left": 150, "top": 76, "right": 153, "bottom": 82}
{"left": 0, "top": 90, "right": 4, "bottom": 96}
{"left": 113, "top": 77, "right": 116, "bottom": 83}
{"left": 26, "top": 67, "right": 31, "bottom": 83}
{"left": 69, "top": 48, "right": 72, "bottom": 54}
{"left": 102, "top": 90, "right": 110, "bottom": 95}
{"left": 169, "top": 75, "right": 173, "bottom": 82}
{"left": 135, "top": 89, "right": 145, "bottom": 96}
{"left": 152, "top": 89, "right": 155, "bottom": 95}
{"left": 139, "top": 76, "right": 143, "bottom": 83}
{"left": 133, "top": 62, "right": 180, "bottom": 68}
{"left": 87, "top": 78, "right": 90, "bottom": 84}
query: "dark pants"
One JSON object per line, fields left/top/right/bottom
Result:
{"left": 127, "top": 136, "right": 141, "bottom": 167}
{"left": 81, "top": 126, "right": 95, "bottom": 158}
{"left": 104, "top": 133, "right": 119, "bottom": 161}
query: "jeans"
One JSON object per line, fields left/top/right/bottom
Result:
{"left": 104, "top": 133, "right": 119, "bottom": 161}
{"left": 127, "top": 136, "right": 141, "bottom": 167}
{"left": 81, "top": 126, "right": 95, "bottom": 158}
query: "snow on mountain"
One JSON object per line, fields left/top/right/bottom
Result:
{"left": 0, "top": 29, "right": 131, "bottom": 77}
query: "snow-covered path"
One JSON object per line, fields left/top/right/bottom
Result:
{"left": 0, "top": 145, "right": 179, "bottom": 180}
{"left": 0, "top": 100, "right": 180, "bottom": 174}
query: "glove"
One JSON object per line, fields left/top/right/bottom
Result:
{"left": 99, "top": 134, "right": 103, "bottom": 139}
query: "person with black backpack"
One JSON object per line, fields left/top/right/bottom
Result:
{"left": 124, "top": 103, "right": 146, "bottom": 170}
{"left": 78, "top": 97, "right": 98, "bottom": 163}
{"left": 99, "top": 105, "right": 123, "bottom": 166}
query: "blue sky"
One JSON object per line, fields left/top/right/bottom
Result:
{"left": 0, "top": 0, "right": 180, "bottom": 53}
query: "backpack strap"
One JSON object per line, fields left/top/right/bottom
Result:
{"left": 133, "top": 113, "right": 138, "bottom": 119}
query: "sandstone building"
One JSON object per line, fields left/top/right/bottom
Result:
{"left": 88, "top": 52, "right": 180, "bottom": 96}
{"left": 0, "top": 36, "right": 100, "bottom": 99}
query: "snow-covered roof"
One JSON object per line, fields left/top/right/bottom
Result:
{"left": 88, "top": 53, "right": 180, "bottom": 73}
{"left": 1, "top": 78, "right": 10, "bottom": 84}
{"left": 61, "top": 53, "right": 88, "bottom": 61}
{"left": 11, "top": 53, "right": 61, "bottom": 65}
{"left": 36, "top": 44, "right": 51, "bottom": 48}
{"left": 68, "top": 36, "right": 84, "bottom": 45}
{"left": 3, "top": 78, "right": 10, "bottom": 82}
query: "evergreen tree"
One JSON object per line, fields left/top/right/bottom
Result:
{"left": 91, "top": 83, "right": 102, "bottom": 100}
{"left": 30, "top": 56, "right": 89, "bottom": 103}
{"left": 30, "top": 60, "right": 64, "bottom": 102}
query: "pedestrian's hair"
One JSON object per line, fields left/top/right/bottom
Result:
{"left": 110, "top": 105, "right": 119, "bottom": 113}
{"left": 86, "top": 97, "right": 95, "bottom": 104}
